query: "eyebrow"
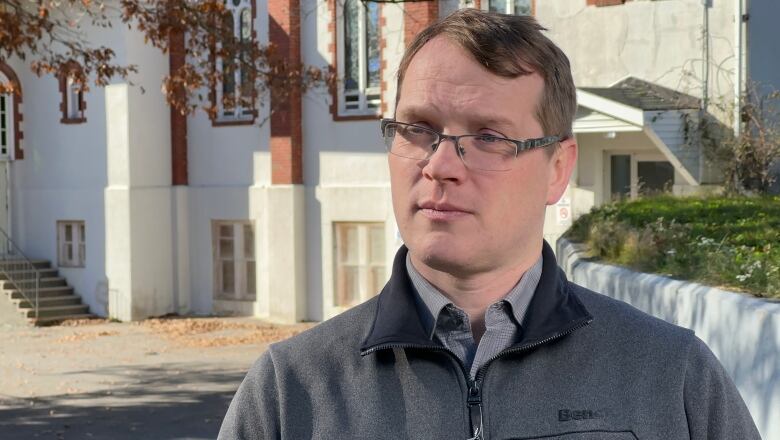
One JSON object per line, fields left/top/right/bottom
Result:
{"left": 397, "top": 104, "right": 518, "bottom": 134}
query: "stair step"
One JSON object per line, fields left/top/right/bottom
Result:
{"left": 15, "top": 295, "right": 82, "bottom": 309}
{"left": 6, "top": 286, "right": 74, "bottom": 299}
{"left": 23, "top": 304, "right": 90, "bottom": 319}
{"left": 0, "top": 259, "right": 51, "bottom": 270}
{"left": 0, "top": 268, "right": 58, "bottom": 280}
{"left": 30, "top": 313, "right": 98, "bottom": 326}
{"left": 2, "top": 277, "right": 67, "bottom": 290}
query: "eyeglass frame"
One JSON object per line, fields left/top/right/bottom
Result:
{"left": 380, "top": 118, "right": 564, "bottom": 170}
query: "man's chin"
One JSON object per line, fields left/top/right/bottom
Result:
{"left": 410, "top": 239, "right": 474, "bottom": 275}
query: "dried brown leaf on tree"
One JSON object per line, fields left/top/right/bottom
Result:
{"left": 0, "top": 0, "right": 337, "bottom": 118}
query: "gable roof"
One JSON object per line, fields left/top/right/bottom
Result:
{"left": 579, "top": 77, "right": 701, "bottom": 111}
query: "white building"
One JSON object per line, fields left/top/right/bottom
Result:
{"left": 0, "top": 0, "right": 776, "bottom": 324}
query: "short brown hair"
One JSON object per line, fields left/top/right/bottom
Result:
{"left": 396, "top": 9, "right": 577, "bottom": 141}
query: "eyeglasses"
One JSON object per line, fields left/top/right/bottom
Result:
{"left": 380, "top": 118, "right": 562, "bottom": 172}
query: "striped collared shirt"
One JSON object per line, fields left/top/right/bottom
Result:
{"left": 406, "top": 253, "right": 543, "bottom": 379}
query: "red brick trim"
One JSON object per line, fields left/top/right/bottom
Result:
{"left": 269, "top": 0, "right": 303, "bottom": 184}
{"left": 169, "top": 30, "right": 188, "bottom": 186}
{"left": 379, "top": 3, "right": 389, "bottom": 116}
{"left": 210, "top": 0, "right": 258, "bottom": 127}
{"left": 327, "top": 0, "right": 384, "bottom": 120}
{"left": 58, "top": 61, "right": 87, "bottom": 124}
{"left": 404, "top": 0, "right": 439, "bottom": 47}
{"left": 0, "top": 60, "right": 23, "bottom": 160}
{"left": 587, "top": 0, "right": 626, "bottom": 6}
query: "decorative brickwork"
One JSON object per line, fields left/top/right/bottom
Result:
{"left": 0, "top": 60, "right": 23, "bottom": 160}
{"left": 379, "top": 5, "right": 389, "bottom": 116}
{"left": 169, "top": 30, "right": 188, "bottom": 186}
{"left": 269, "top": 0, "right": 303, "bottom": 184}
{"left": 587, "top": 0, "right": 626, "bottom": 6}
{"left": 211, "top": 0, "right": 258, "bottom": 127}
{"left": 327, "top": 0, "right": 385, "bottom": 121}
{"left": 404, "top": 0, "right": 439, "bottom": 45}
{"left": 58, "top": 61, "right": 87, "bottom": 124}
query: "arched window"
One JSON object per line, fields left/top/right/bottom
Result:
{"left": 215, "top": 0, "right": 256, "bottom": 123}
{"left": 59, "top": 62, "right": 87, "bottom": 124}
{"left": 338, "top": 0, "right": 381, "bottom": 115}
{"left": 0, "top": 62, "right": 22, "bottom": 160}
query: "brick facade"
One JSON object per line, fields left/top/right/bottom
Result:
{"left": 327, "top": 0, "right": 386, "bottom": 121}
{"left": 404, "top": 0, "right": 440, "bottom": 45}
{"left": 211, "top": 0, "right": 258, "bottom": 127}
{"left": 586, "top": 0, "right": 626, "bottom": 6}
{"left": 269, "top": 0, "right": 303, "bottom": 184}
{"left": 58, "top": 61, "right": 87, "bottom": 125}
{"left": 0, "top": 60, "right": 23, "bottom": 160}
{"left": 169, "top": 30, "right": 188, "bottom": 186}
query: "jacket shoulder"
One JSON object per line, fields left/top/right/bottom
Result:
{"left": 568, "top": 281, "right": 694, "bottom": 345}
{"left": 267, "top": 296, "right": 379, "bottom": 363}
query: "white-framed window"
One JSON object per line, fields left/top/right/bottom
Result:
{"left": 213, "top": 221, "right": 256, "bottom": 300}
{"left": 0, "top": 71, "right": 13, "bottom": 159}
{"left": 337, "top": 0, "right": 381, "bottom": 116}
{"left": 57, "top": 221, "right": 86, "bottom": 268}
{"left": 334, "top": 222, "right": 385, "bottom": 308}
{"left": 216, "top": 0, "right": 255, "bottom": 121}
{"left": 608, "top": 152, "right": 675, "bottom": 200}
{"left": 487, "top": 0, "right": 531, "bottom": 15}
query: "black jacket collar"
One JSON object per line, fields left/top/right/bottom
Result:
{"left": 360, "top": 241, "right": 593, "bottom": 354}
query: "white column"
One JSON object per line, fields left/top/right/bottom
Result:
{"left": 105, "top": 81, "right": 174, "bottom": 321}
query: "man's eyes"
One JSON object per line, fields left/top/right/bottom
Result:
{"left": 400, "top": 125, "right": 434, "bottom": 137}
{"left": 475, "top": 134, "right": 501, "bottom": 142}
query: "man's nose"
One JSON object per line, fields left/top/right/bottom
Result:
{"left": 421, "top": 137, "right": 467, "bottom": 183}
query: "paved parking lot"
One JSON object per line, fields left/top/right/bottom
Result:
{"left": 0, "top": 317, "right": 313, "bottom": 439}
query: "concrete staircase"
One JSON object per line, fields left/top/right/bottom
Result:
{"left": 1, "top": 259, "right": 95, "bottom": 325}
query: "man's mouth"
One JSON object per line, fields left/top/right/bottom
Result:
{"left": 417, "top": 201, "right": 471, "bottom": 221}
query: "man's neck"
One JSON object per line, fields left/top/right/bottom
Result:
{"left": 408, "top": 248, "right": 542, "bottom": 338}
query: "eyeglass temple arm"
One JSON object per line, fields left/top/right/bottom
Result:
{"left": 515, "top": 136, "right": 563, "bottom": 152}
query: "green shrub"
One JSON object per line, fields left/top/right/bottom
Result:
{"left": 564, "top": 195, "right": 780, "bottom": 298}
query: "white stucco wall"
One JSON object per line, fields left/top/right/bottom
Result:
{"left": 184, "top": 4, "right": 271, "bottom": 317}
{"left": 296, "top": 0, "right": 404, "bottom": 321}
{"left": 8, "top": 21, "right": 121, "bottom": 314}
{"left": 537, "top": 0, "right": 739, "bottom": 121}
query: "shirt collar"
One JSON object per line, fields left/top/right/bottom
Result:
{"left": 405, "top": 252, "right": 544, "bottom": 339}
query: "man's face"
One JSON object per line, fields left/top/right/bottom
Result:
{"left": 390, "top": 36, "right": 575, "bottom": 276}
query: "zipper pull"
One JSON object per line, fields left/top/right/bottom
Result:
{"left": 467, "top": 380, "right": 483, "bottom": 440}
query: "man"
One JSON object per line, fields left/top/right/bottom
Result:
{"left": 219, "top": 9, "right": 760, "bottom": 439}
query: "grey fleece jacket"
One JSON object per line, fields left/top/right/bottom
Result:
{"left": 218, "top": 243, "right": 760, "bottom": 439}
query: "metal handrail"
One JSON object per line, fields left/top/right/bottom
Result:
{"left": 0, "top": 227, "right": 40, "bottom": 320}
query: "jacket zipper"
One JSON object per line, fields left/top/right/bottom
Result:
{"left": 361, "top": 317, "right": 593, "bottom": 440}
{"left": 361, "top": 343, "right": 480, "bottom": 438}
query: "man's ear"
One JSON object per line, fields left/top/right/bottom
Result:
{"left": 546, "top": 137, "right": 577, "bottom": 205}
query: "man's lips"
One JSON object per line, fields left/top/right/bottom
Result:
{"left": 416, "top": 201, "right": 471, "bottom": 221}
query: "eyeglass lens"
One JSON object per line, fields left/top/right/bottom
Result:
{"left": 383, "top": 122, "right": 516, "bottom": 171}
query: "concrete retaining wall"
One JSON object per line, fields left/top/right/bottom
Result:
{"left": 556, "top": 239, "right": 780, "bottom": 440}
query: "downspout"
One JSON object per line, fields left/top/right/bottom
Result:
{"left": 5, "top": 160, "right": 10, "bottom": 246}
{"left": 700, "top": 0, "right": 710, "bottom": 183}
{"left": 734, "top": 0, "right": 745, "bottom": 137}
{"left": 701, "top": 0, "right": 709, "bottom": 113}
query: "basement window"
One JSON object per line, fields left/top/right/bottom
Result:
{"left": 57, "top": 221, "right": 86, "bottom": 268}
